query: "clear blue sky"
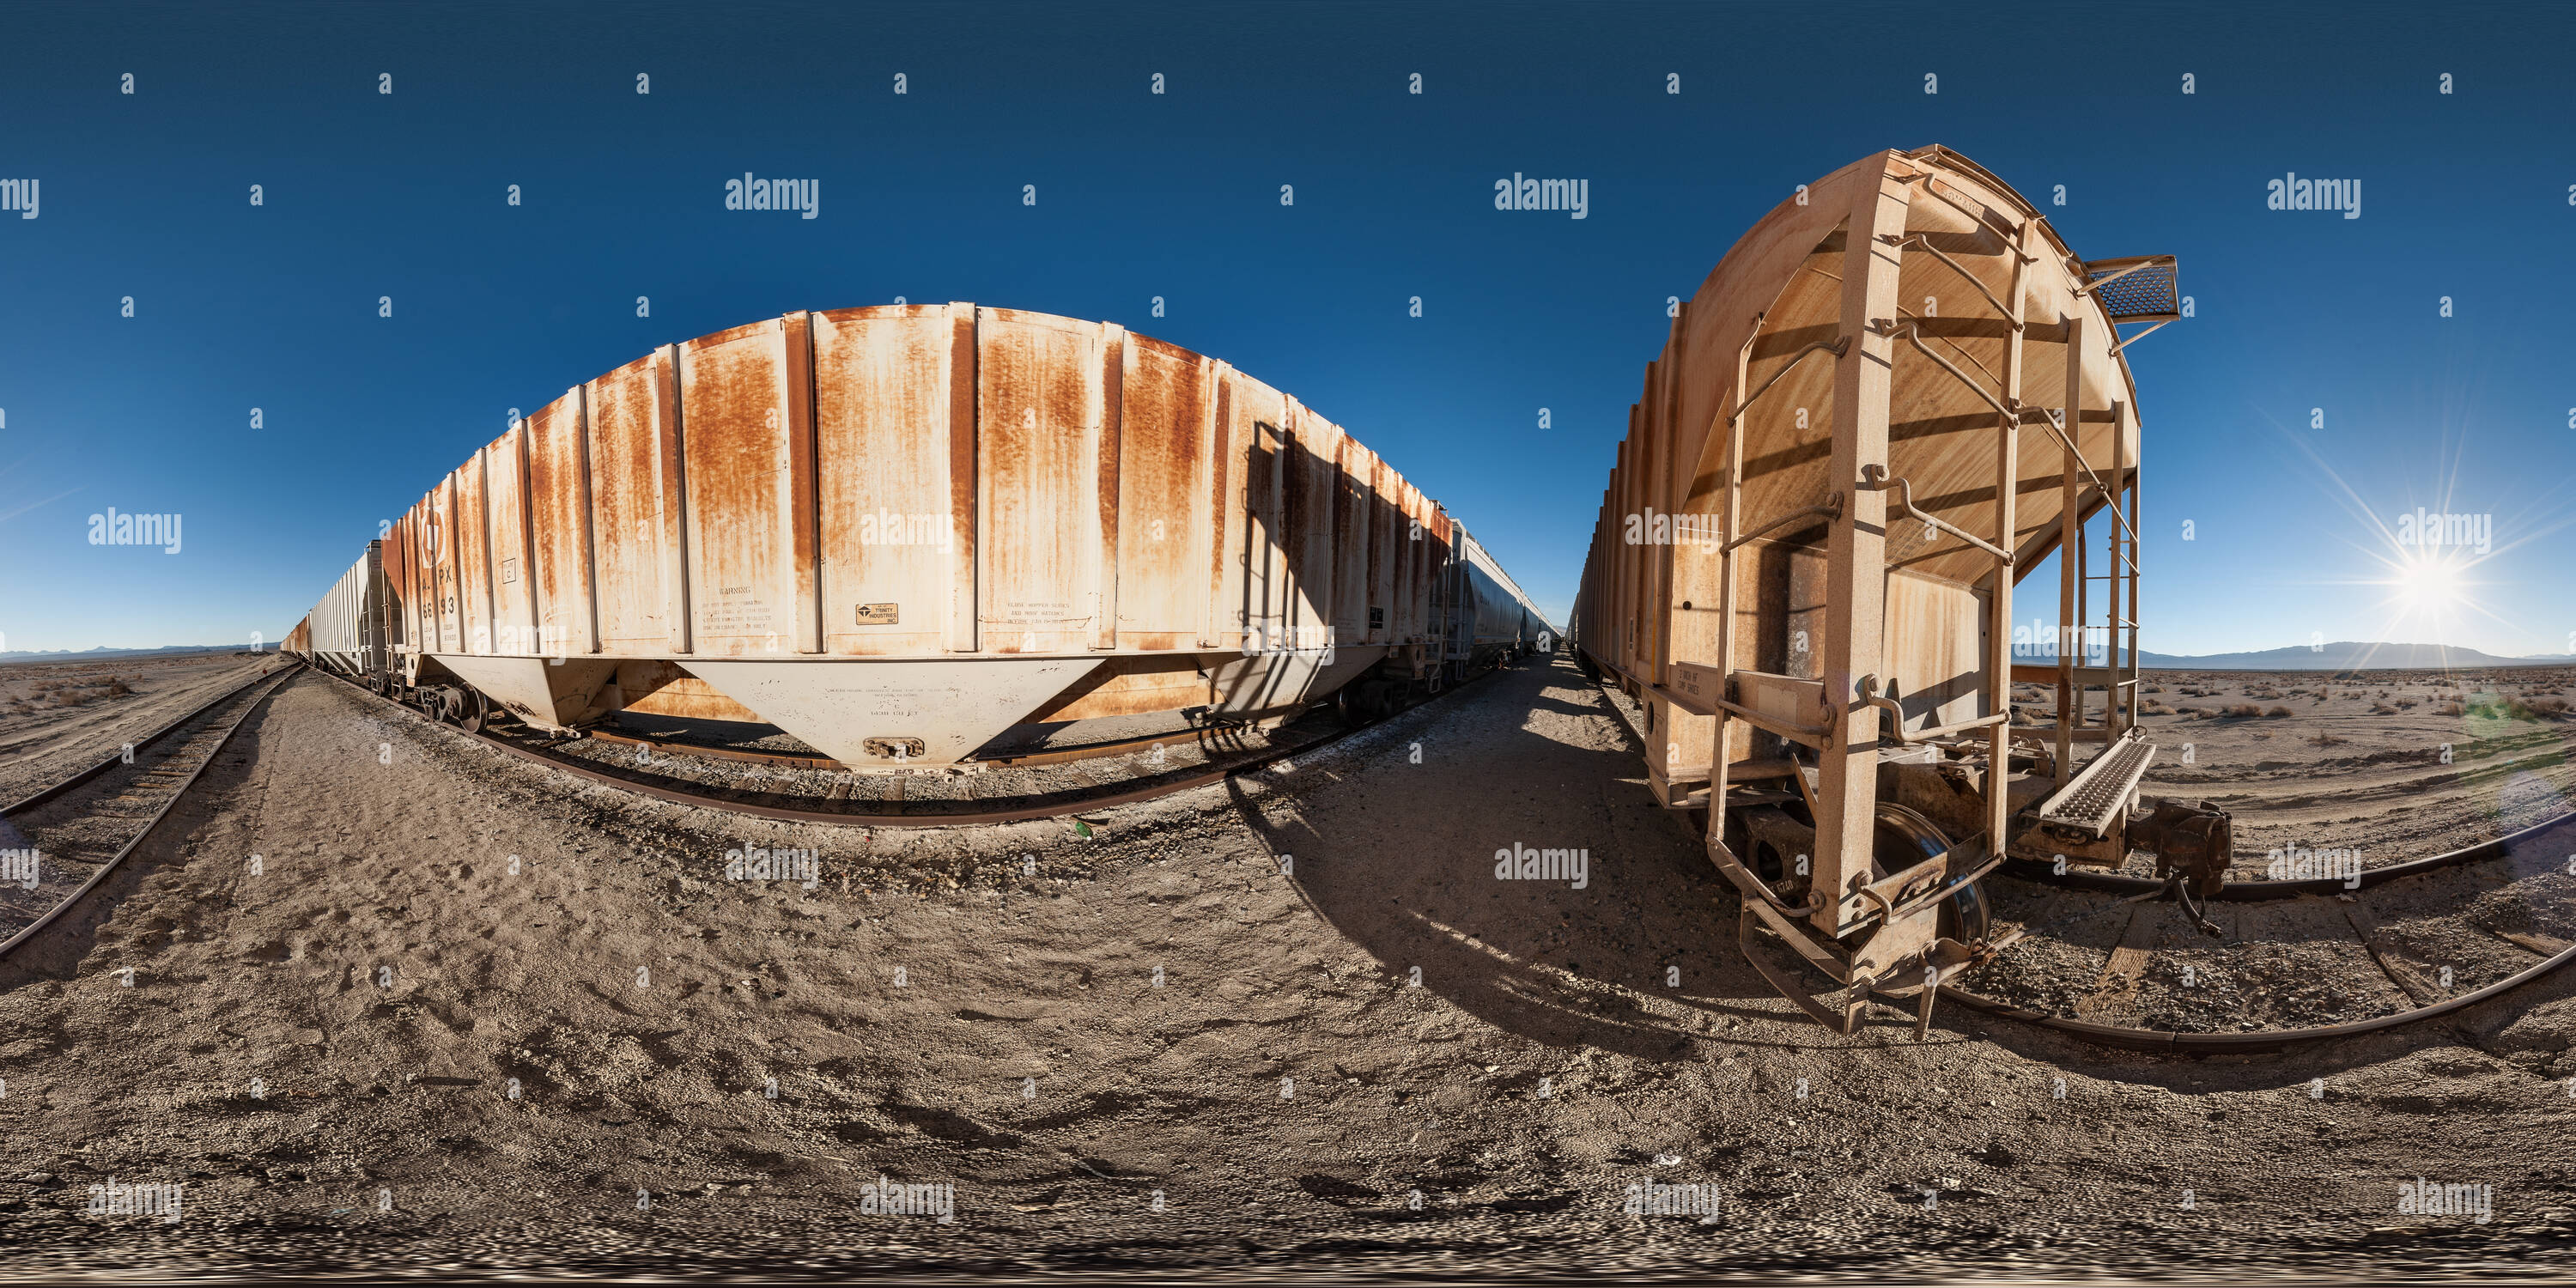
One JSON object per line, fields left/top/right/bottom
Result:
{"left": 3, "top": 1, "right": 2573, "bottom": 659}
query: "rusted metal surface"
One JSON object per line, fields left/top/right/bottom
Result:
{"left": 677, "top": 316, "right": 816, "bottom": 656}
{"left": 585, "top": 728, "right": 843, "bottom": 770}
{"left": 611, "top": 660, "right": 762, "bottom": 722}
{"left": 980, "top": 308, "right": 1107, "bottom": 656}
{"left": 313, "top": 651, "right": 1507, "bottom": 828}
{"left": 1571, "top": 145, "right": 2179, "bottom": 1038}
{"left": 812, "top": 305, "right": 958, "bottom": 658}
{"left": 524, "top": 392, "right": 594, "bottom": 657}
{"left": 297, "top": 304, "right": 1550, "bottom": 765}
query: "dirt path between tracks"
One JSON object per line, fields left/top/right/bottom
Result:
{"left": 1, "top": 657, "right": 2572, "bottom": 1278}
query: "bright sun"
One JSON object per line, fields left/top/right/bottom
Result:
{"left": 2394, "top": 556, "right": 2462, "bottom": 608}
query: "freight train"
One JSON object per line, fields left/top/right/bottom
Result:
{"left": 285, "top": 306, "right": 1553, "bottom": 764}
{"left": 1573, "top": 146, "right": 2222, "bottom": 1034}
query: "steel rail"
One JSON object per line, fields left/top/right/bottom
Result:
{"left": 1, "top": 661, "right": 292, "bottom": 817}
{"left": 1997, "top": 805, "right": 2576, "bottom": 900}
{"left": 1941, "top": 939, "right": 2576, "bottom": 1054}
{"left": 318, "top": 658, "right": 1515, "bottom": 829}
{"left": 0, "top": 667, "right": 296, "bottom": 961}
{"left": 1941, "top": 807, "right": 2576, "bottom": 1050}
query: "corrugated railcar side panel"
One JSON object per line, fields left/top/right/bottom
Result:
{"left": 525, "top": 389, "right": 597, "bottom": 656}
{"left": 977, "top": 308, "right": 1103, "bottom": 654}
{"left": 813, "top": 305, "right": 962, "bottom": 658}
{"left": 587, "top": 349, "right": 687, "bottom": 654}
{"left": 1113, "top": 334, "right": 1215, "bottom": 651}
{"left": 677, "top": 315, "right": 818, "bottom": 657}
{"left": 482, "top": 424, "right": 538, "bottom": 653}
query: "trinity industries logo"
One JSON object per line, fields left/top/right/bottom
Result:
{"left": 0, "top": 176, "right": 36, "bottom": 219}
{"left": 725, "top": 845, "right": 819, "bottom": 890}
{"left": 860, "top": 1173, "right": 955, "bottom": 1223}
{"left": 1623, "top": 507, "right": 1719, "bottom": 547}
{"left": 1, "top": 848, "right": 39, "bottom": 890}
{"left": 2393, "top": 507, "right": 2492, "bottom": 555}
{"left": 2397, "top": 1176, "right": 2493, "bottom": 1224}
{"left": 88, "top": 1178, "right": 183, "bottom": 1223}
{"left": 1494, "top": 841, "right": 1589, "bottom": 890}
{"left": 2265, "top": 172, "right": 2360, "bottom": 219}
{"left": 2267, "top": 843, "right": 2362, "bottom": 888}
{"left": 724, "top": 172, "right": 819, "bottom": 219}
{"left": 88, "top": 507, "right": 183, "bottom": 554}
{"left": 1493, "top": 172, "right": 1588, "bottom": 220}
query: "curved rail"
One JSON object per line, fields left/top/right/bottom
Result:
{"left": 317, "top": 658, "right": 1521, "bottom": 829}
{"left": 1998, "top": 805, "right": 2576, "bottom": 899}
{"left": 1942, "top": 939, "right": 2576, "bottom": 1053}
{"left": 1947, "top": 807, "right": 2576, "bottom": 1050}
{"left": 1, "top": 662, "right": 290, "bottom": 816}
{"left": 0, "top": 666, "right": 295, "bottom": 960}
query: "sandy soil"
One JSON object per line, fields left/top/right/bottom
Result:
{"left": 1, "top": 657, "right": 2572, "bottom": 1279}
{"left": 0, "top": 653, "right": 277, "bottom": 805}
{"left": 2041, "top": 667, "right": 2576, "bottom": 874}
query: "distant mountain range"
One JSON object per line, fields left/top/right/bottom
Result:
{"left": 2134, "top": 642, "right": 2576, "bottom": 671}
{"left": 0, "top": 644, "right": 260, "bottom": 663}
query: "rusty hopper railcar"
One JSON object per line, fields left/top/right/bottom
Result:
{"left": 290, "top": 542, "right": 393, "bottom": 682}
{"left": 1573, "top": 146, "right": 2215, "bottom": 1035}
{"left": 289, "top": 305, "right": 1551, "bottom": 761}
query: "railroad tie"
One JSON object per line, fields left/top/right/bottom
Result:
{"left": 2074, "top": 906, "right": 2160, "bottom": 1018}
{"left": 2340, "top": 902, "right": 2444, "bottom": 1007}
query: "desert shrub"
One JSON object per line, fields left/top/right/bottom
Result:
{"left": 105, "top": 676, "right": 131, "bottom": 697}
{"left": 2223, "top": 703, "right": 2263, "bottom": 718}
{"left": 2436, "top": 700, "right": 2465, "bottom": 716}
{"left": 2263, "top": 706, "right": 2293, "bottom": 718}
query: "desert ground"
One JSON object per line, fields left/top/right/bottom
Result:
{"left": 2035, "top": 667, "right": 2576, "bottom": 873}
{"left": 0, "top": 653, "right": 278, "bottom": 805}
{"left": 0, "top": 656, "right": 2571, "bottom": 1278}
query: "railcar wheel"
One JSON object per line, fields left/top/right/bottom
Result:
{"left": 456, "top": 688, "right": 490, "bottom": 733}
{"left": 1334, "top": 684, "right": 1370, "bottom": 727}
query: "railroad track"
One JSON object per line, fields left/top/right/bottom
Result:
{"left": 1588, "top": 677, "right": 2576, "bottom": 1051}
{"left": 0, "top": 665, "right": 295, "bottom": 960}
{"left": 1945, "top": 811, "right": 2576, "bottom": 1051}
{"left": 312, "top": 658, "right": 1518, "bottom": 829}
